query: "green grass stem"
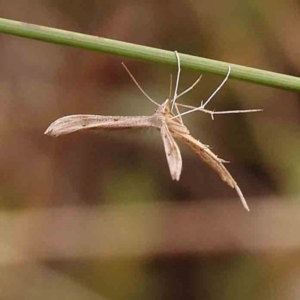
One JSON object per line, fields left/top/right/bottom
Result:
{"left": 0, "top": 17, "right": 299, "bottom": 91}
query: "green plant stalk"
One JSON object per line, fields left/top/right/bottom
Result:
{"left": 0, "top": 17, "right": 299, "bottom": 91}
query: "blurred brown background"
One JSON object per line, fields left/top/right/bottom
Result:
{"left": 0, "top": 0, "right": 300, "bottom": 299}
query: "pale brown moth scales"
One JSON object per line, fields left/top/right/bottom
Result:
{"left": 45, "top": 52, "right": 261, "bottom": 211}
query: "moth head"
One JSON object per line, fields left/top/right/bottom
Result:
{"left": 156, "top": 99, "right": 171, "bottom": 115}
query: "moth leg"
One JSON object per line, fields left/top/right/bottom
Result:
{"left": 174, "top": 103, "right": 184, "bottom": 125}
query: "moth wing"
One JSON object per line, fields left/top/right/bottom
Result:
{"left": 181, "top": 134, "right": 249, "bottom": 211}
{"left": 161, "top": 123, "right": 182, "bottom": 181}
{"left": 45, "top": 115, "right": 138, "bottom": 137}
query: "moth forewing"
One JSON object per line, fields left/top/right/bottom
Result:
{"left": 160, "top": 122, "right": 182, "bottom": 181}
{"left": 45, "top": 114, "right": 158, "bottom": 137}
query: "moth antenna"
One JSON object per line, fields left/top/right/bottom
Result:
{"left": 175, "top": 75, "right": 202, "bottom": 101}
{"left": 171, "top": 51, "right": 181, "bottom": 112}
{"left": 121, "top": 62, "right": 159, "bottom": 106}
